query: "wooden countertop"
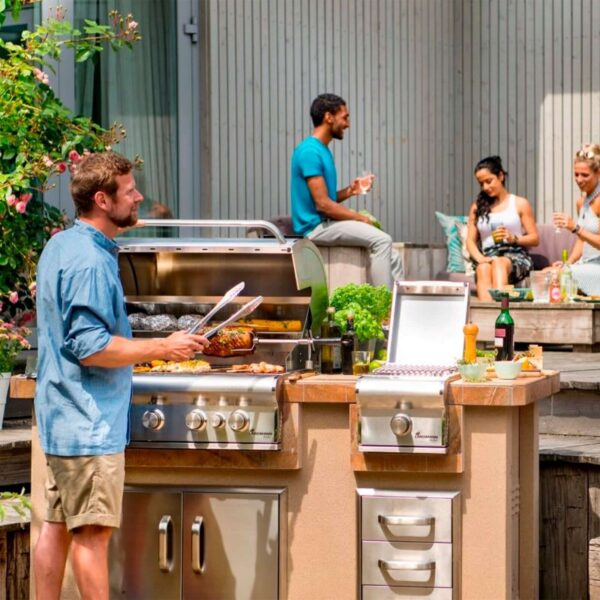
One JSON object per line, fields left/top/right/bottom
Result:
{"left": 11, "top": 371, "right": 560, "bottom": 407}
{"left": 283, "top": 371, "right": 560, "bottom": 407}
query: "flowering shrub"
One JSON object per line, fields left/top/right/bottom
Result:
{"left": 0, "top": 318, "right": 30, "bottom": 373}
{"left": 0, "top": 0, "right": 141, "bottom": 321}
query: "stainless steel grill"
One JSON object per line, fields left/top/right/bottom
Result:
{"left": 119, "top": 219, "right": 328, "bottom": 450}
{"left": 356, "top": 281, "right": 470, "bottom": 454}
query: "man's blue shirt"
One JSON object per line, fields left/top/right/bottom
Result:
{"left": 35, "top": 220, "right": 132, "bottom": 456}
{"left": 290, "top": 136, "right": 338, "bottom": 236}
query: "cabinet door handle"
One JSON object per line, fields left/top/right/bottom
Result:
{"left": 378, "top": 559, "right": 435, "bottom": 571}
{"left": 191, "top": 516, "right": 205, "bottom": 573}
{"left": 158, "top": 515, "right": 173, "bottom": 573}
{"left": 378, "top": 515, "right": 433, "bottom": 527}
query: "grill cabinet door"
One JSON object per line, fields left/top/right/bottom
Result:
{"left": 109, "top": 490, "right": 182, "bottom": 600}
{"left": 182, "top": 490, "right": 280, "bottom": 599}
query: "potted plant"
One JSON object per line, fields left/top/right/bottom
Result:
{"left": 0, "top": 319, "right": 30, "bottom": 429}
{"left": 329, "top": 283, "right": 392, "bottom": 358}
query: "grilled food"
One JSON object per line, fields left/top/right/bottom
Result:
{"left": 229, "top": 362, "right": 284, "bottom": 373}
{"left": 239, "top": 319, "right": 302, "bottom": 332}
{"left": 133, "top": 359, "right": 211, "bottom": 374}
{"left": 202, "top": 326, "right": 254, "bottom": 357}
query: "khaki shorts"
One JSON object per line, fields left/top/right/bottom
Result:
{"left": 44, "top": 453, "right": 125, "bottom": 531}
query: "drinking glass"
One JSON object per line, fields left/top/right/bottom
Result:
{"left": 552, "top": 212, "right": 563, "bottom": 234}
{"left": 491, "top": 222, "right": 505, "bottom": 244}
{"left": 568, "top": 279, "right": 579, "bottom": 301}
{"left": 531, "top": 271, "right": 551, "bottom": 303}
{"left": 352, "top": 350, "right": 370, "bottom": 375}
{"left": 358, "top": 171, "right": 373, "bottom": 195}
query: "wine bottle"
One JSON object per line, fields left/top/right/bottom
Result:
{"left": 559, "top": 249, "right": 573, "bottom": 302}
{"left": 321, "top": 307, "right": 342, "bottom": 374}
{"left": 494, "top": 295, "right": 514, "bottom": 361}
{"left": 341, "top": 311, "right": 358, "bottom": 375}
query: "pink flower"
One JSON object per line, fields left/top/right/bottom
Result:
{"left": 50, "top": 227, "right": 62, "bottom": 237}
{"left": 128, "top": 20, "right": 138, "bottom": 30}
{"left": 33, "top": 68, "right": 49, "bottom": 85}
{"left": 15, "top": 201, "right": 27, "bottom": 213}
{"left": 8, "top": 291, "right": 18, "bottom": 304}
{"left": 68, "top": 150, "right": 81, "bottom": 163}
{"left": 6, "top": 194, "right": 16, "bottom": 206}
{"left": 42, "top": 156, "right": 54, "bottom": 168}
{"left": 57, "top": 162, "right": 66, "bottom": 173}
{"left": 19, "top": 192, "right": 33, "bottom": 204}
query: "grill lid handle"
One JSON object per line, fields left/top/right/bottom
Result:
{"left": 378, "top": 514, "right": 434, "bottom": 527}
{"left": 136, "top": 219, "right": 288, "bottom": 244}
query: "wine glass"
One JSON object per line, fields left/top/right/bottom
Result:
{"left": 358, "top": 170, "right": 373, "bottom": 195}
{"left": 552, "top": 212, "right": 562, "bottom": 234}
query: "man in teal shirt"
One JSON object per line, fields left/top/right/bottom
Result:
{"left": 290, "top": 93, "right": 403, "bottom": 287}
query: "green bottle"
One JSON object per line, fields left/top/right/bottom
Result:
{"left": 494, "top": 295, "right": 514, "bottom": 361}
{"left": 559, "top": 249, "right": 573, "bottom": 302}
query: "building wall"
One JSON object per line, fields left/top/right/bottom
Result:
{"left": 204, "top": 0, "right": 600, "bottom": 243}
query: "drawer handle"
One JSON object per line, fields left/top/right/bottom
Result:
{"left": 378, "top": 515, "right": 434, "bottom": 527}
{"left": 191, "top": 516, "right": 205, "bottom": 573}
{"left": 158, "top": 515, "right": 173, "bottom": 573}
{"left": 378, "top": 559, "right": 436, "bottom": 572}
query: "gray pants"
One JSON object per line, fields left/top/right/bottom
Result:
{"left": 308, "top": 220, "right": 404, "bottom": 288}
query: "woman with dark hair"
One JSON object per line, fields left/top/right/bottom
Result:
{"left": 466, "top": 156, "right": 539, "bottom": 301}
{"left": 552, "top": 144, "right": 600, "bottom": 295}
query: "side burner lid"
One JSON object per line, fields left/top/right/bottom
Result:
{"left": 386, "top": 281, "right": 470, "bottom": 368}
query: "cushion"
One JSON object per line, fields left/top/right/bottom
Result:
{"left": 435, "top": 211, "right": 474, "bottom": 275}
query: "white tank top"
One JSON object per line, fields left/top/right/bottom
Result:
{"left": 477, "top": 195, "right": 523, "bottom": 249}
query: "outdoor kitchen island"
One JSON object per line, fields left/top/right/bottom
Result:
{"left": 28, "top": 370, "right": 558, "bottom": 599}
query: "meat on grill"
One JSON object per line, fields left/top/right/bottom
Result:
{"left": 202, "top": 326, "right": 254, "bottom": 357}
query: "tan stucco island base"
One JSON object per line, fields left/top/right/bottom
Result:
{"left": 23, "top": 371, "right": 559, "bottom": 599}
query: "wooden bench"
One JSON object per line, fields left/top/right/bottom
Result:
{"left": 470, "top": 300, "right": 600, "bottom": 352}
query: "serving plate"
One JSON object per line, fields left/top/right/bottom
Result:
{"left": 573, "top": 295, "right": 600, "bottom": 303}
{"left": 489, "top": 288, "right": 533, "bottom": 302}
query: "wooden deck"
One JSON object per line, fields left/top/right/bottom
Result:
{"left": 470, "top": 300, "right": 600, "bottom": 352}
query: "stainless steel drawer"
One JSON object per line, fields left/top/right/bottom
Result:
{"left": 362, "top": 585, "right": 453, "bottom": 599}
{"left": 362, "top": 541, "right": 452, "bottom": 588}
{"left": 362, "top": 496, "right": 453, "bottom": 543}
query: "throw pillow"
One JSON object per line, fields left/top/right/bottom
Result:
{"left": 435, "top": 211, "right": 472, "bottom": 274}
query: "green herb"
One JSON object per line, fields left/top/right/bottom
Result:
{"left": 330, "top": 284, "right": 392, "bottom": 342}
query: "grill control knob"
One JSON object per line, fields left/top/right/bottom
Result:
{"left": 210, "top": 413, "right": 226, "bottom": 429}
{"left": 185, "top": 409, "right": 207, "bottom": 431}
{"left": 142, "top": 409, "right": 165, "bottom": 431}
{"left": 390, "top": 413, "right": 412, "bottom": 437}
{"left": 228, "top": 410, "right": 250, "bottom": 433}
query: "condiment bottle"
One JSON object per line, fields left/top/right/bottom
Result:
{"left": 549, "top": 268, "right": 562, "bottom": 304}
{"left": 320, "top": 307, "right": 342, "bottom": 374}
{"left": 494, "top": 295, "right": 515, "bottom": 361}
{"left": 341, "top": 311, "right": 358, "bottom": 375}
{"left": 463, "top": 322, "right": 479, "bottom": 363}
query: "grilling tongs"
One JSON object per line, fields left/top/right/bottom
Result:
{"left": 187, "top": 281, "right": 245, "bottom": 335}
{"left": 202, "top": 295, "right": 264, "bottom": 340}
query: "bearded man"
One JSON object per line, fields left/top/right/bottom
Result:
{"left": 33, "top": 152, "right": 208, "bottom": 599}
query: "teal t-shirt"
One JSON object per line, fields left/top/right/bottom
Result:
{"left": 290, "top": 136, "right": 338, "bottom": 236}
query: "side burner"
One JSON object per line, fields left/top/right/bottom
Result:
{"left": 356, "top": 281, "right": 470, "bottom": 453}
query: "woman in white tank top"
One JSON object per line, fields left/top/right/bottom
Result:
{"left": 466, "top": 156, "right": 540, "bottom": 301}
{"left": 552, "top": 144, "right": 600, "bottom": 296}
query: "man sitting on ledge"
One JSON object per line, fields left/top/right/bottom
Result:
{"left": 290, "top": 93, "right": 403, "bottom": 288}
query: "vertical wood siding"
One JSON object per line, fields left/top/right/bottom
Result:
{"left": 204, "top": 0, "right": 600, "bottom": 243}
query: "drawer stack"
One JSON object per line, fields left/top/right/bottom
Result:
{"left": 358, "top": 490, "right": 461, "bottom": 599}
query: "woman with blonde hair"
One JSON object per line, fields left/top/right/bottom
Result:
{"left": 552, "top": 143, "right": 600, "bottom": 295}
{"left": 466, "top": 155, "right": 539, "bottom": 301}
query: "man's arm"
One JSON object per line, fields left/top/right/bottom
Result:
{"left": 307, "top": 176, "right": 371, "bottom": 223}
{"left": 80, "top": 330, "right": 208, "bottom": 368}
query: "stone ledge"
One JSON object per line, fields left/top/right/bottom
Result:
{"left": 540, "top": 433, "right": 600, "bottom": 465}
